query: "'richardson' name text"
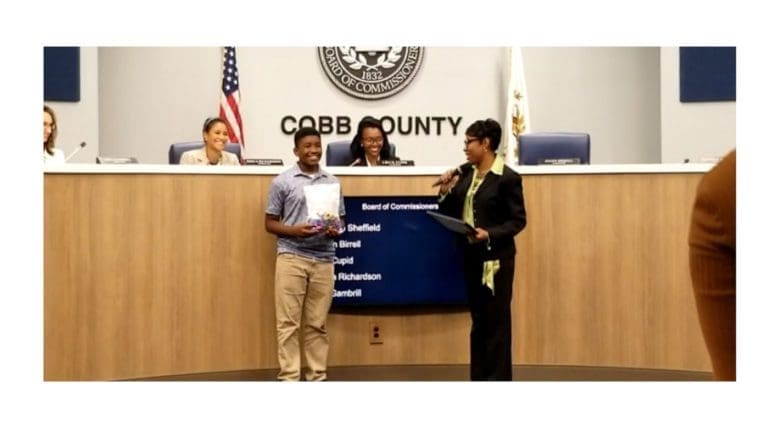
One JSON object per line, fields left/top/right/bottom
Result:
{"left": 337, "top": 272, "right": 382, "bottom": 281}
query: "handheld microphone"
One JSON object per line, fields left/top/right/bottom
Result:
{"left": 431, "top": 162, "right": 469, "bottom": 187}
{"left": 348, "top": 158, "right": 362, "bottom": 167}
{"left": 65, "top": 141, "right": 87, "bottom": 162}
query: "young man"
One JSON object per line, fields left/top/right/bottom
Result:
{"left": 265, "top": 127, "right": 345, "bottom": 381}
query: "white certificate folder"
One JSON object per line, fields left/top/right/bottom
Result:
{"left": 426, "top": 211, "right": 476, "bottom": 235}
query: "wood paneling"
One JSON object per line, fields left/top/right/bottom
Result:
{"left": 515, "top": 174, "right": 709, "bottom": 370}
{"left": 44, "top": 171, "right": 710, "bottom": 380}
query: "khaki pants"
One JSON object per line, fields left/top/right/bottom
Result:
{"left": 274, "top": 253, "right": 334, "bottom": 381}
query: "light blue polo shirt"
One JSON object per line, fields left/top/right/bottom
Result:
{"left": 266, "top": 163, "right": 346, "bottom": 261}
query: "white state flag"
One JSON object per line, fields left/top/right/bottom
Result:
{"left": 502, "top": 47, "right": 531, "bottom": 164}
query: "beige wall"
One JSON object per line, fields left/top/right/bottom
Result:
{"left": 97, "top": 47, "right": 505, "bottom": 166}
{"left": 49, "top": 47, "right": 735, "bottom": 166}
{"left": 522, "top": 47, "right": 662, "bottom": 164}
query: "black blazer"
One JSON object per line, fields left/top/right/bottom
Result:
{"left": 439, "top": 164, "right": 527, "bottom": 260}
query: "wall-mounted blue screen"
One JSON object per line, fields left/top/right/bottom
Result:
{"left": 332, "top": 196, "right": 468, "bottom": 307}
{"left": 680, "top": 47, "right": 736, "bottom": 102}
{"left": 44, "top": 47, "right": 80, "bottom": 102}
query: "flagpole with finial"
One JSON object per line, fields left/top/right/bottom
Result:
{"left": 512, "top": 89, "right": 526, "bottom": 164}
{"left": 504, "top": 47, "right": 530, "bottom": 165}
{"left": 504, "top": 46, "right": 530, "bottom": 165}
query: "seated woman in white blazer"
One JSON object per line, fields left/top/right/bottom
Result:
{"left": 180, "top": 117, "right": 240, "bottom": 165}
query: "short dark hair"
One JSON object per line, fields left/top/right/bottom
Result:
{"left": 465, "top": 118, "right": 502, "bottom": 152}
{"left": 349, "top": 116, "right": 392, "bottom": 161}
{"left": 202, "top": 116, "right": 227, "bottom": 133}
{"left": 294, "top": 127, "right": 321, "bottom": 147}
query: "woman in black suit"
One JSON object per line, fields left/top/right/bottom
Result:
{"left": 348, "top": 116, "right": 396, "bottom": 166}
{"left": 437, "top": 119, "right": 527, "bottom": 380}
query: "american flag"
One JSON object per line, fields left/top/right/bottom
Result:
{"left": 219, "top": 47, "right": 245, "bottom": 157}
